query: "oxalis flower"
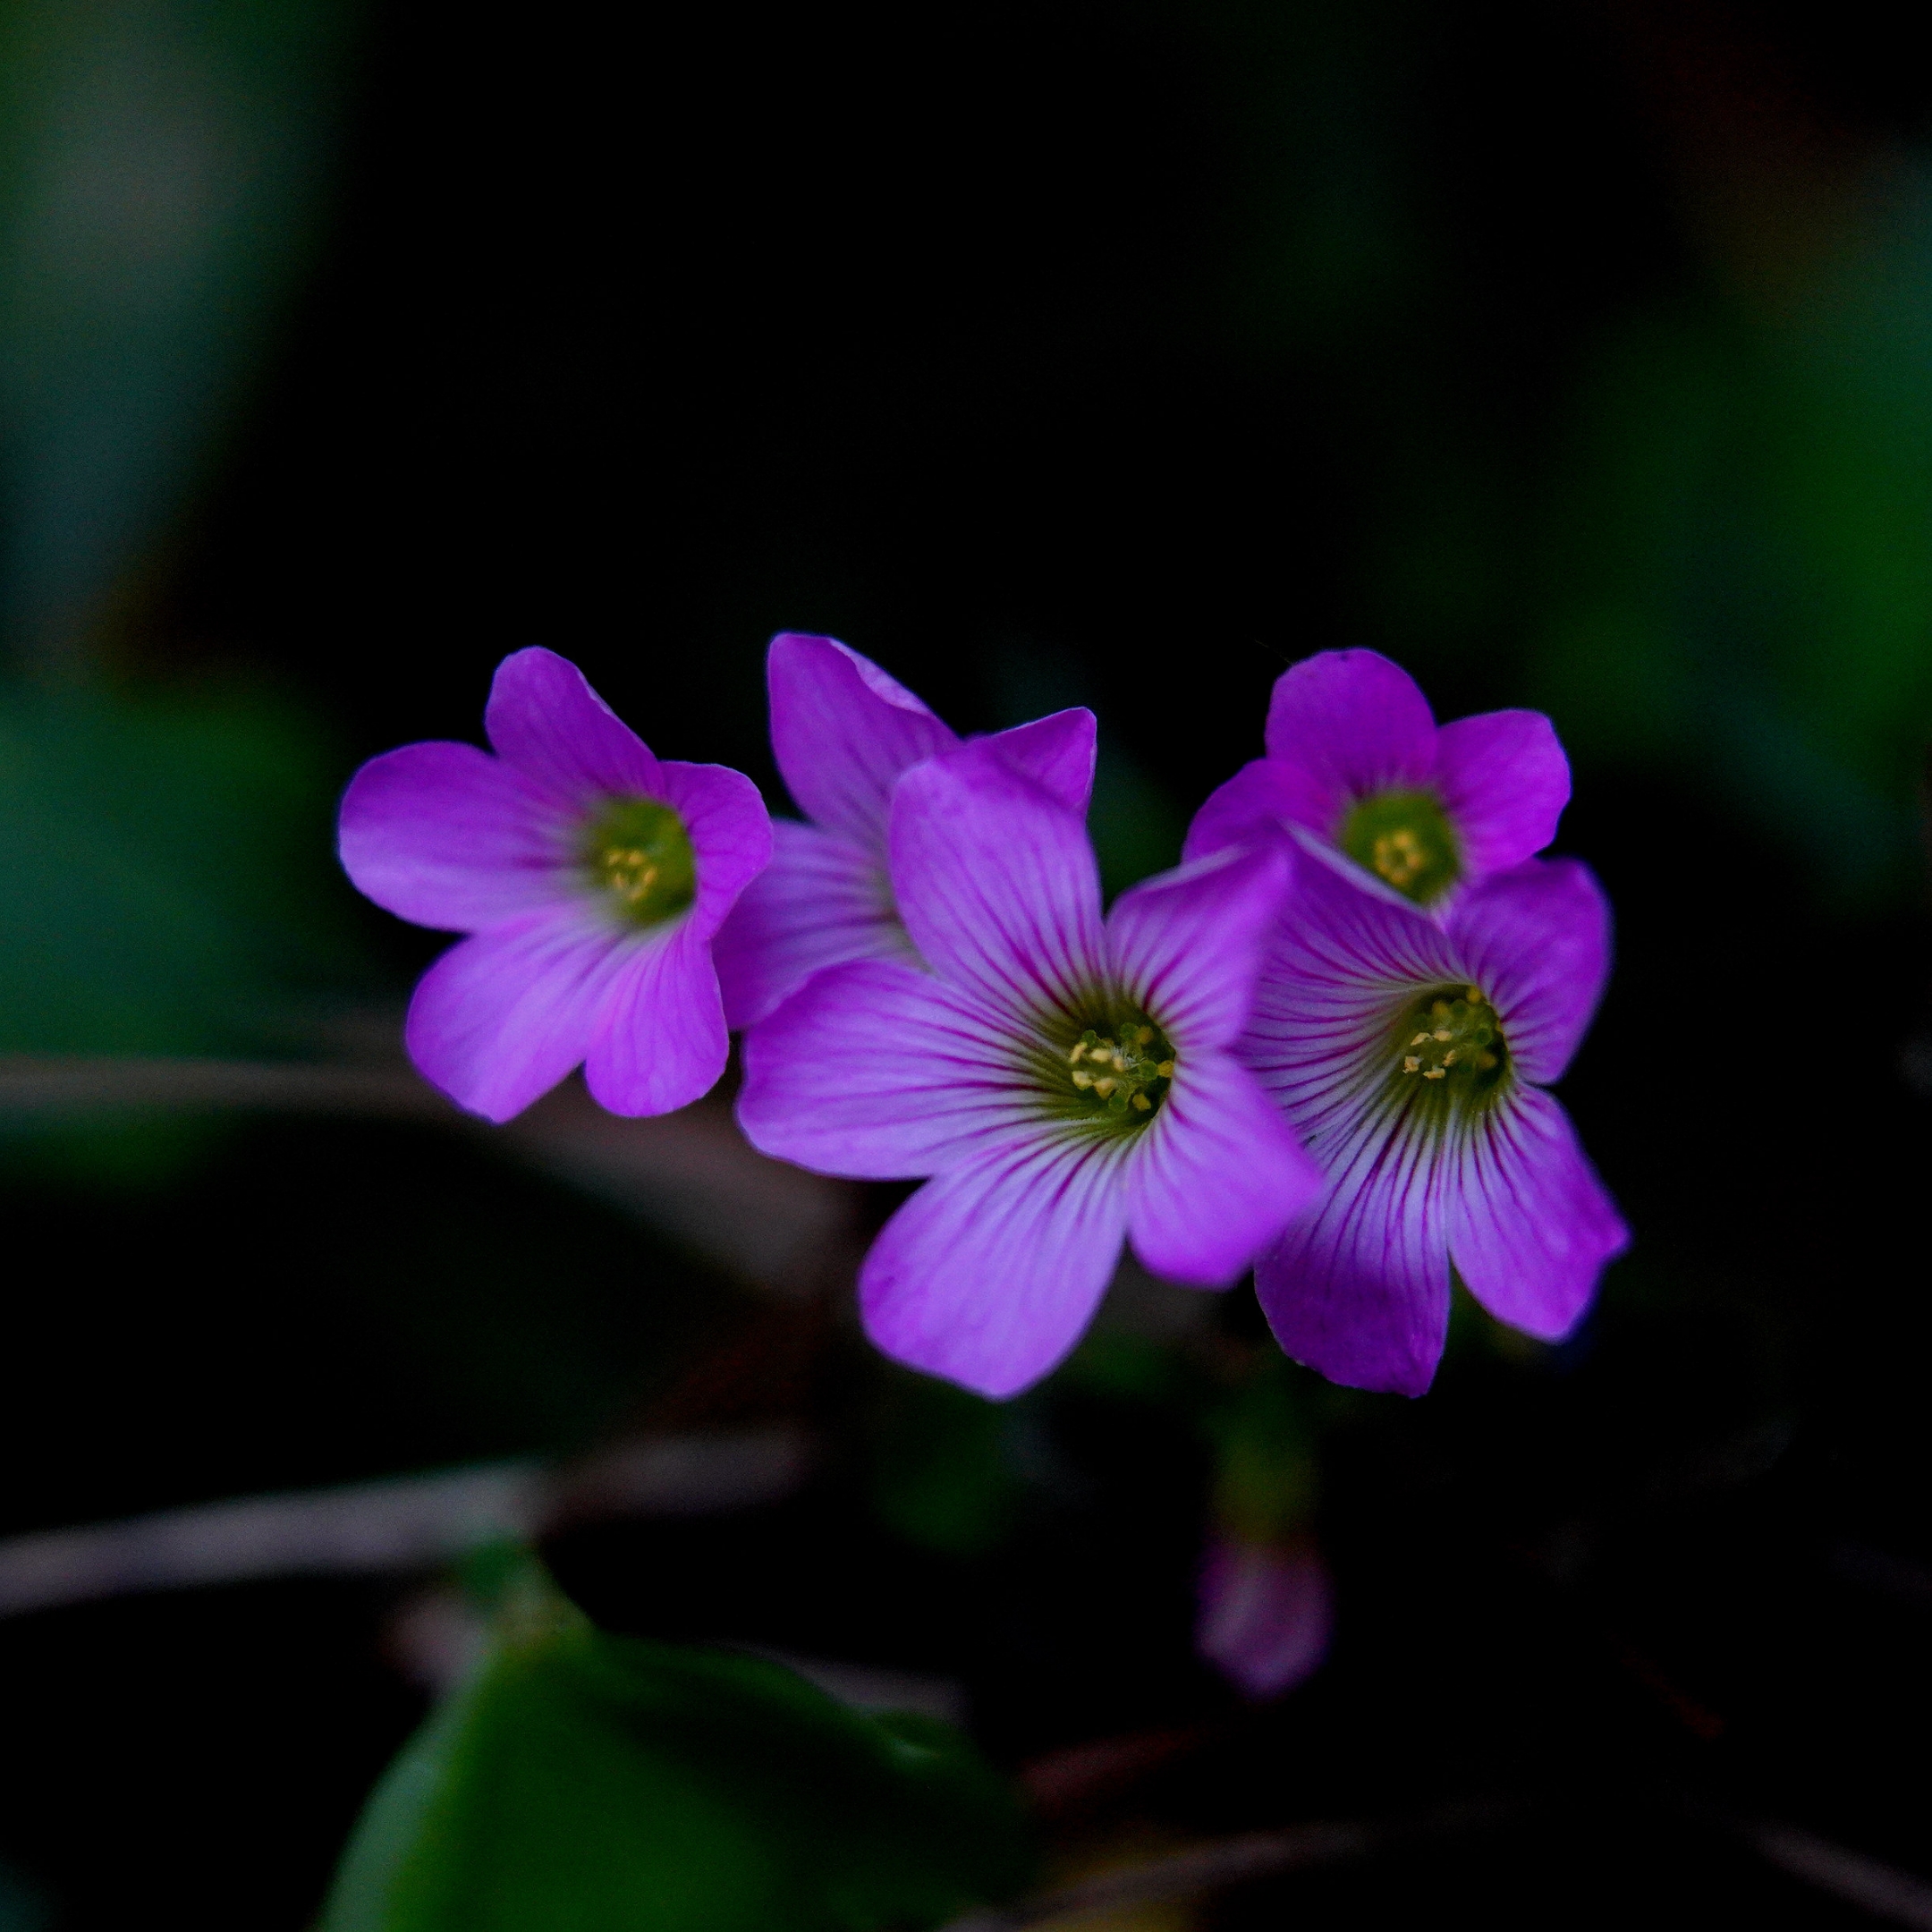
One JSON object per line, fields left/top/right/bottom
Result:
{"left": 338, "top": 648, "right": 771, "bottom": 1122}
{"left": 737, "top": 740, "right": 1322, "bottom": 1398}
{"left": 1186, "top": 648, "right": 1570, "bottom": 911}
{"left": 1231, "top": 845, "right": 1629, "bottom": 1396}
{"left": 713, "top": 631, "right": 1096, "bottom": 1028}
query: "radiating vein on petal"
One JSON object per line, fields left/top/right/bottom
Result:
{"left": 337, "top": 741, "right": 575, "bottom": 931}
{"left": 889, "top": 742, "right": 1106, "bottom": 1020}
{"left": 739, "top": 959, "right": 1039, "bottom": 1178}
{"left": 860, "top": 1136, "right": 1129, "bottom": 1398}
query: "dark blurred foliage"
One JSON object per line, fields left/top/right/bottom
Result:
{"left": 4, "top": 0, "right": 1932, "bottom": 1926}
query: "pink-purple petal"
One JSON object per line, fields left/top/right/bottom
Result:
{"left": 1182, "top": 757, "right": 1301, "bottom": 864}
{"left": 1447, "top": 859, "right": 1611, "bottom": 1083}
{"left": 1255, "top": 1108, "right": 1452, "bottom": 1398}
{"left": 738, "top": 959, "right": 1036, "bottom": 1179}
{"left": 1432, "top": 708, "right": 1571, "bottom": 878}
{"left": 1239, "top": 850, "right": 1464, "bottom": 1121}
{"left": 582, "top": 921, "right": 730, "bottom": 1117}
{"left": 483, "top": 648, "right": 664, "bottom": 804}
{"left": 1125, "top": 1048, "right": 1321, "bottom": 1287}
{"left": 336, "top": 741, "right": 574, "bottom": 931}
{"left": 767, "top": 632, "right": 956, "bottom": 854}
{"left": 1197, "top": 1537, "right": 1333, "bottom": 1700}
{"left": 889, "top": 742, "right": 1106, "bottom": 1021}
{"left": 980, "top": 708, "right": 1098, "bottom": 817}
{"left": 1106, "top": 843, "right": 1291, "bottom": 1053}
{"left": 404, "top": 907, "right": 631, "bottom": 1123}
{"left": 859, "top": 1138, "right": 1130, "bottom": 1398}
{"left": 1260, "top": 650, "right": 1438, "bottom": 836}
{"left": 713, "top": 819, "right": 907, "bottom": 1030}
{"left": 649, "top": 758, "right": 773, "bottom": 937}
{"left": 1446, "top": 1088, "right": 1629, "bottom": 1340}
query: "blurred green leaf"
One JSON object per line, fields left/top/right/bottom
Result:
{"left": 869, "top": 1368, "right": 1029, "bottom": 1557}
{"left": 321, "top": 1594, "right": 1032, "bottom": 1932}
{"left": 0, "top": 680, "right": 365, "bottom": 1055}
{"left": 1206, "top": 1359, "right": 1317, "bottom": 1545}
{"left": 0, "top": 0, "right": 363, "bottom": 675}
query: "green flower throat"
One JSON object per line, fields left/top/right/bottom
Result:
{"left": 1387, "top": 984, "right": 1508, "bottom": 1117}
{"left": 1339, "top": 788, "right": 1461, "bottom": 904}
{"left": 581, "top": 797, "right": 696, "bottom": 928}
{"left": 1037, "top": 1009, "right": 1175, "bottom": 1133}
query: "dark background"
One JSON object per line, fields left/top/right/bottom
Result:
{"left": 2, "top": 1, "right": 1931, "bottom": 1924}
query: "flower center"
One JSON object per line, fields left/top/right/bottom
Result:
{"left": 1034, "top": 1009, "right": 1175, "bottom": 1132}
{"left": 1338, "top": 788, "right": 1461, "bottom": 903}
{"left": 581, "top": 797, "right": 696, "bottom": 928}
{"left": 1391, "top": 984, "right": 1508, "bottom": 1112}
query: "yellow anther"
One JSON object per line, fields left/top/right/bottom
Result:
{"left": 1157, "top": 1060, "right": 1174, "bottom": 1078}
{"left": 1432, "top": 1028, "right": 1453, "bottom": 1042}
{"left": 1092, "top": 1077, "right": 1117, "bottom": 1097}
{"left": 1423, "top": 1066, "right": 1446, "bottom": 1080}
{"left": 1131, "top": 1092, "right": 1151, "bottom": 1112}
{"left": 1465, "top": 987, "right": 1483, "bottom": 1004}
{"left": 1476, "top": 1050, "right": 1497, "bottom": 1071}
{"left": 1072, "top": 1070, "right": 1094, "bottom": 1089}
{"left": 1068, "top": 1042, "right": 1086, "bottom": 1063}
{"left": 1442, "top": 1049, "right": 1457, "bottom": 1065}
{"left": 1432, "top": 1000, "right": 1450, "bottom": 1017}
{"left": 1411, "top": 1031, "right": 1430, "bottom": 1046}
{"left": 1402, "top": 1055, "right": 1421, "bottom": 1073}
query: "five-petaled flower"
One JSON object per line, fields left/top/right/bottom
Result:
{"left": 1229, "top": 844, "right": 1628, "bottom": 1396}
{"left": 338, "top": 648, "right": 771, "bottom": 1122}
{"left": 737, "top": 738, "right": 1322, "bottom": 1398}
{"left": 1186, "top": 648, "right": 1571, "bottom": 911}
{"left": 712, "top": 631, "right": 1096, "bottom": 1029}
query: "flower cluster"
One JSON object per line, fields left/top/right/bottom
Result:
{"left": 340, "top": 637, "right": 1623, "bottom": 1400}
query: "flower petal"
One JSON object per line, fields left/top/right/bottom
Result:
{"left": 404, "top": 908, "right": 631, "bottom": 1123}
{"left": 981, "top": 707, "right": 1098, "bottom": 816}
{"left": 650, "top": 758, "right": 773, "bottom": 937}
{"left": 1239, "top": 850, "right": 1463, "bottom": 1144}
{"left": 737, "top": 958, "right": 1034, "bottom": 1178}
{"left": 1446, "top": 1087, "right": 1628, "bottom": 1340}
{"left": 1255, "top": 1107, "right": 1452, "bottom": 1398}
{"left": 483, "top": 648, "right": 664, "bottom": 804}
{"left": 1431, "top": 709, "right": 1570, "bottom": 879}
{"left": 859, "top": 1138, "right": 1129, "bottom": 1398}
{"left": 889, "top": 741, "right": 1106, "bottom": 1020}
{"left": 337, "top": 741, "right": 574, "bottom": 931}
{"left": 583, "top": 921, "right": 729, "bottom": 1116}
{"left": 1447, "top": 858, "right": 1610, "bottom": 1083}
{"left": 1260, "top": 649, "right": 1438, "bottom": 835}
{"left": 1182, "top": 757, "right": 1301, "bottom": 864}
{"left": 767, "top": 633, "right": 956, "bottom": 854}
{"left": 713, "top": 820, "right": 908, "bottom": 1030}
{"left": 1107, "top": 843, "right": 1291, "bottom": 1052}
{"left": 1197, "top": 1538, "right": 1333, "bottom": 1700}
{"left": 1125, "top": 1047, "right": 1321, "bottom": 1286}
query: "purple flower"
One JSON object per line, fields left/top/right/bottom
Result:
{"left": 712, "top": 632, "right": 1096, "bottom": 1029}
{"left": 1186, "top": 649, "right": 1570, "bottom": 910}
{"left": 337, "top": 648, "right": 771, "bottom": 1122}
{"left": 1196, "top": 1535, "right": 1334, "bottom": 1700}
{"left": 1233, "top": 846, "right": 1628, "bottom": 1396}
{"left": 736, "top": 740, "right": 1322, "bottom": 1399}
